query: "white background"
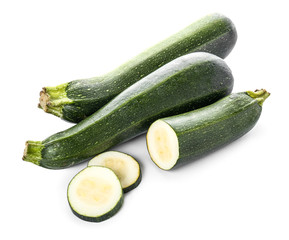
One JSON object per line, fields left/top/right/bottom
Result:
{"left": 1, "top": 0, "right": 288, "bottom": 239}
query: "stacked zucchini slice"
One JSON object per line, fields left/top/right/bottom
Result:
{"left": 68, "top": 151, "right": 141, "bottom": 222}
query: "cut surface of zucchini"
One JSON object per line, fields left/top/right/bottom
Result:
{"left": 88, "top": 151, "right": 141, "bottom": 193}
{"left": 146, "top": 120, "right": 179, "bottom": 170}
{"left": 67, "top": 166, "right": 123, "bottom": 222}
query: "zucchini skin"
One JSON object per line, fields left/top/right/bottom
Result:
{"left": 41, "top": 13, "right": 237, "bottom": 123}
{"left": 123, "top": 169, "right": 142, "bottom": 193}
{"left": 69, "top": 196, "right": 123, "bottom": 222}
{"left": 152, "top": 90, "right": 270, "bottom": 169}
{"left": 24, "top": 52, "right": 234, "bottom": 169}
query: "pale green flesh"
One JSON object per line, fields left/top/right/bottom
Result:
{"left": 67, "top": 166, "right": 123, "bottom": 222}
{"left": 88, "top": 151, "right": 141, "bottom": 191}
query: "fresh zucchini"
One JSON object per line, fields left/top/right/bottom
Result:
{"left": 23, "top": 52, "right": 234, "bottom": 169}
{"left": 67, "top": 166, "right": 123, "bottom": 222}
{"left": 88, "top": 151, "right": 141, "bottom": 193}
{"left": 146, "top": 89, "right": 270, "bottom": 170}
{"left": 39, "top": 13, "right": 237, "bottom": 123}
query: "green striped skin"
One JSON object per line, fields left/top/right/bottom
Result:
{"left": 41, "top": 13, "right": 237, "bottom": 123}
{"left": 70, "top": 196, "right": 123, "bottom": 222}
{"left": 153, "top": 90, "right": 270, "bottom": 170}
{"left": 23, "top": 52, "right": 234, "bottom": 169}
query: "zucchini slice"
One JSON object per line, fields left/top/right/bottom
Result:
{"left": 67, "top": 166, "right": 123, "bottom": 222}
{"left": 88, "top": 151, "right": 141, "bottom": 193}
{"left": 147, "top": 89, "right": 270, "bottom": 170}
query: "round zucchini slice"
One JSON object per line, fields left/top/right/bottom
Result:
{"left": 88, "top": 151, "right": 141, "bottom": 193}
{"left": 67, "top": 166, "right": 123, "bottom": 222}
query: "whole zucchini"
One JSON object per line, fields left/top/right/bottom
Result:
{"left": 39, "top": 13, "right": 237, "bottom": 123}
{"left": 146, "top": 89, "right": 270, "bottom": 170}
{"left": 23, "top": 52, "right": 233, "bottom": 169}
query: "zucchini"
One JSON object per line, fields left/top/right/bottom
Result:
{"left": 23, "top": 52, "right": 234, "bottom": 169}
{"left": 67, "top": 166, "right": 123, "bottom": 222}
{"left": 146, "top": 89, "right": 270, "bottom": 170}
{"left": 88, "top": 151, "right": 141, "bottom": 193}
{"left": 39, "top": 13, "right": 237, "bottom": 123}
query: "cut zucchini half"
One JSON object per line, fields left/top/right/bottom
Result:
{"left": 147, "top": 90, "right": 270, "bottom": 170}
{"left": 146, "top": 120, "right": 179, "bottom": 170}
{"left": 88, "top": 151, "right": 141, "bottom": 193}
{"left": 67, "top": 166, "right": 123, "bottom": 222}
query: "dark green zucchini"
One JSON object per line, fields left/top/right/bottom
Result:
{"left": 39, "top": 13, "right": 237, "bottom": 123}
{"left": 23, "top": 52, "right": 234, "bottom": 169}
{"left": 146, "top": 89, "right": 270, "bottom": 170}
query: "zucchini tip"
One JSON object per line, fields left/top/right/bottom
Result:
{"left": 22, "top": 140, "right": 44, "bottom": 166}
{"left": 246, "top": 89, "right": 270, "bottom": 106}
{"left": 39, "top": 88, "right": 50, "bottom": 112}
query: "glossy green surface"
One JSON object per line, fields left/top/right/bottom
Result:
{"left": 42, "top": 13, "right": 237, "bottom": 122}
{"left": 159, "top": 90, "right": 269, "bottom": 169}
{"left": 24, "top": 52, "right": 233, "bottom": 169}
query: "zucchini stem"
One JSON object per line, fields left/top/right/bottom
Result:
{"left": 22, "top": 141, "right": 44, "bottom": 166}
{"left": 246, "top": 89, "right": 270, "bottom": 106}
{"left": 38, "top": 83, "right": 73, "bottom": 118}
